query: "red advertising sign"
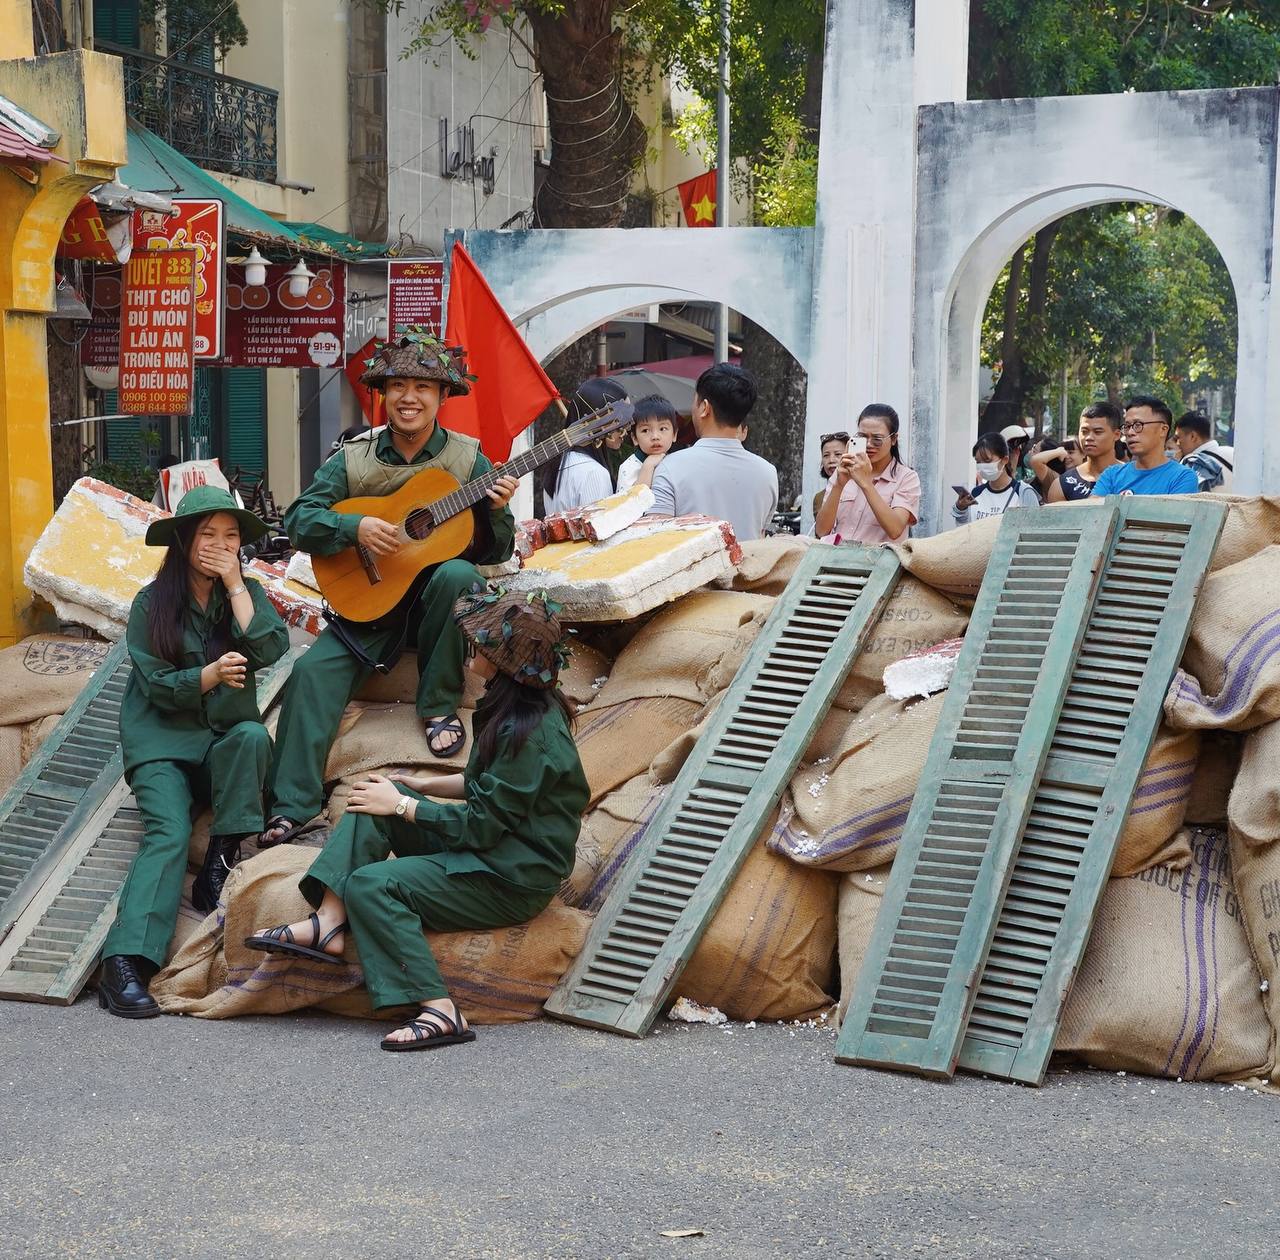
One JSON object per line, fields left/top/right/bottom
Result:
{"left": 79, "top": 265, "right": 122, "bottom": 368}
{"left": 387, "top": 260, "right": 443, "bottom": 333}
{"left": 132, "top": 198, "right": 225, "bottom": 359}
{"left": 118, "top": 249, "right": 197, "bottom": 416}
{"left": 222, "top": 262, "right": 346, "bottom": 368}
{"left": 59, "top": 198, "right": 119, "bottom": 262}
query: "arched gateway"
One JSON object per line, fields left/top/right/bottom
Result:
{"left": 461, "top": 0, "right": 1280, "bottom": 534}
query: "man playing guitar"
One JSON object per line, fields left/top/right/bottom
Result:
{"left": 260, "top": 330, "right": 518, "bottom": 847}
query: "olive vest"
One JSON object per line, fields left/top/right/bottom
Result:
{"left": 342, "top": 425, "right": 481, "bottom": 498}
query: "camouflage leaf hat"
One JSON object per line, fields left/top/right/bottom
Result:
{"left": 452, "top": 583, "right": 572, "bottom": 690}
{"left": 359, "top": 325, "right": 476, "bottom": 397}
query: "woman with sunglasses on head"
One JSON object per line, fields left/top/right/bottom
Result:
{"left": 815, "top": 404, "right": 921, "bottom": 545}
{"left": 812, "top": 431, "right": 849, "bottom": 521}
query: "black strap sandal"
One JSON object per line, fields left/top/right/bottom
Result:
{"left": 258, "top": 815, "right": 304, "bottom": 849}
{"left": 244, "top": 912, "right": 349, "bottom": 965}
{"left": 423, "top": 714, "right": 465, "bottom": 760}
{"left": 380, "top": 1000, "right": 476, "bottom": 1053}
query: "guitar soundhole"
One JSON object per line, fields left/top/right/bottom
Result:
{"left": 405, "top": 509, "right": 434, "bottom": 542}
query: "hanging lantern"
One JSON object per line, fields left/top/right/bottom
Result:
{"left": 286, "top": 258, "right": 316, "bottom": 298}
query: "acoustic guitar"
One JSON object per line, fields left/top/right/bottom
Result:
{"left": 312, "top": 400, "right": 635, "bottom": 622}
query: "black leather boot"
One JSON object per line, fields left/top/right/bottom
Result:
{"left": 98, "top": 954, "right": 160, "bottom": 1019}
{"left": 191, "top": 834, "right": 247, "bottom": 914}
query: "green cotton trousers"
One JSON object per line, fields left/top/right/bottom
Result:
{"left": 268, "top": 558, "right": 481, "bottom": 825}
{"left": 301, "top": 808, "right": 550, "bottom": 1011}
{"left": 104, "top": 720, "right": 272, "bottom": 967}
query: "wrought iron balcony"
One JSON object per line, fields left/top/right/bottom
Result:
{"left": 99, "top": 41, "right": 278, "bottom": 183}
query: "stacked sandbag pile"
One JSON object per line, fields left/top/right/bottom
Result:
{"left": 0, "top": 634, "right": 110, "bottom": 795}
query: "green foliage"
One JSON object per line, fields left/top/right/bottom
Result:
{"left": 138, "top": 0, "right": 248, "bottom": 57}
{"left": 86, "top": 461, "right": 159, "bottom": 502}
{"left": 752, "top": 113, "right": 817, "bottom": 227}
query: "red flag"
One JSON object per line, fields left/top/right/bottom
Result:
{"left": 438, "top": 242, "right": 559, "bottom": 462}
{"left": 344, "top": 337, "right": 385, "bottom": 427}
{"left": 677, "top": 169, "right": 718, "bottom": 227}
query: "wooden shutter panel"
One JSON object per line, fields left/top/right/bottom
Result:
{"left": 835, "top": 509, "right": 1119, "bottom": 1077}
{"left": 0, "top": 640, "right": 131, "bottom": 944}
{"left": 957, "top": 498, "right": 1226, "bottom": 1084}
{"left": 223, "top": 367, "right": 267, "bottom": 481}
{"left": 0, "top": 645, "right": 302, "bottom": 1004}
{"left": 545, "top": 544, "right": 903, "bottom": 1037}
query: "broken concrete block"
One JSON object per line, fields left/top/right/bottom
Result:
{"left": 23, "top": 477, "right": 165, "bottom": 638}
{"left": 542, "top": 484, "right": 655, "bottom": 545}
{"left": 245, "top": 559, "right": 323, "bottom": 637}
{"left": 506, "top": 515, "right": 741, "bottom": 622}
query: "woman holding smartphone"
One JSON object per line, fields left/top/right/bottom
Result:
{"left": 814, "top": 404, "right": 920, "bottom": 546}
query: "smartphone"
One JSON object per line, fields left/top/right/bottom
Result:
{"left": 1063, "top": 438, "right": 1078, "bottom": 453}
{"left": 952, "top": 484, "right": 971, "bottom": 498}
{"left": 849, "top": 435, "right": 868, "bottom": 456}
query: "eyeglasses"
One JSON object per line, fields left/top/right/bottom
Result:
{"left": 820, "top": 432, "right": 849, "bottom": 445}
{"left": 859, "top": 432, "right": 888, "bottom": 448}
{"left": 1120, "top": 420, "right": 1167, "bottom": 434}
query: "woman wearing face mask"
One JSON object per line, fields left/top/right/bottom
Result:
{"left": 952, "top": 432, "right": 1041, "bottom": 527}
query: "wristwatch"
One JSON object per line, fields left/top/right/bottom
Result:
{"left": 394, "top": 795, "right": 410, "bottom": 817}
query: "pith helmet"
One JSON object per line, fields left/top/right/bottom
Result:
{"left": 453, "top": 584, "right": 571, "bottom": 690}
{"left": 359, "top": 325, "right": 473, "bottom": 397}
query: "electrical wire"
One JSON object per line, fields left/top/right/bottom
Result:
{"left": 120, "top": 1, "right": 242, "bottom": 92}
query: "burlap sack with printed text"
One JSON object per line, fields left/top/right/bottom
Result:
{"left": 0, "top": 634, "right": 110, "bottom": 726}
{"left": 1226, "top": 825, "right": 1280, "bottom": 1077}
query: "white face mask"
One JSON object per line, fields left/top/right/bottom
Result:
{"left": 976, "top": 461, "right": 1002, "bottom": 481}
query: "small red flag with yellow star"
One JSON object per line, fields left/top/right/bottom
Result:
{"left": 677, "top": 169, "right": 718, "bottom": 227}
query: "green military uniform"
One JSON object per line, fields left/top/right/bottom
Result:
{"left": 267, "top": 425, "right": 516, "bottom": 825}
{"left": 301, "top": 698, "right": 587, "bottom": 1010}
{"left": 104, "top": 581, "right": 289, "bottom": 966}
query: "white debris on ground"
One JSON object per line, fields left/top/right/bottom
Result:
{"left": 883, "top": 636, "right": 963, "bottom": 700}
{"left": 667, "top": 997, "right": 728, "bottom": 1025}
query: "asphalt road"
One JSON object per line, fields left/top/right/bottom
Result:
{"left": 0, "top": 1000, "right": 1275, "bottom": 1259}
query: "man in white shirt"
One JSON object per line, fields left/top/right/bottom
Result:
{"left": 1174, "top": 410, "right": 1234, "bottom": 493}
{"left": 648, "top": 363, "right": 779, "bottom": 542}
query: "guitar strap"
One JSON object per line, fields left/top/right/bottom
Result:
{"left": 322, "top": 606, "right": 409, "bottom": 675}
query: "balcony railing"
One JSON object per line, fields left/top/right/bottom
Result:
{"left": 99, "top": 41, "right": 278, "bottom": 184}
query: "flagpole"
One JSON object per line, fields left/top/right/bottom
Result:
{"left": 714, "top": 0, "right": 730, "bottom": 364}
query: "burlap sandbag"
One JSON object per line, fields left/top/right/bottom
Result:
{"left": 355, "top": 657, "right": 488, "bottom": 707}
{"left": 1057, "top": 828, "right": 1271, "bottom": 1081}
{"left": 574, "top": 695, "right": 703, "bottom": 805}
{"left": 832, "top": 578, "right": 969, "bottom": 714}
{"left": 324, "top": 701, "right": 474, "bottom": 781}
{"left": 1111, "top": 727, "right": 1199, "bottom": 878}
{"left": 152, "top": 844, "right": 591, "bottom": 1024}
{"left": 1186, "top": 730, "right": 1241, "bottom": 830}
{"left": 19, "top": 713, "right": 62, "bottom": 765}
{"left": 836, "top": 864, "right": 893, "bottom": 1023}
{"left": 591, "top": 589, "right": 775, "bottom": 708}
{"left": 0, "top": 726, "right": 22, "bottom": 796}
{"left": 892, "top": 514, "right": 1004, "bottom": 598}
{"left": 769, "top": 694, "right": 944, "bottom": 873}
{"left": 1164, "top": 545, "right": 1280, "bottom": 732}
{"left": 556, "top": 637, "right": 614, "bottom": 708}
{"left": 713, "top": 535, "right": 815, "bottom": 596}
{"left": 677, "top": 822, "right": 839, "bottom": 1023}
{"left": 1226, "top": 825, "right": 1280, "bottom": 1076}
{"left": 0, "top": 634, "right": 110, "bottom": 726}
{"left": 1226, "top": 720, "right": 1280, "bottom": 848}
{"left": 1207, "top": 496, "right": 1280, "bottom": 571}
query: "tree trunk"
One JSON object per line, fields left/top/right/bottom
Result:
{"left": 739, "top": 316, "right": 806, "bottom": 509}
{"left": 46, "top": 326, "right": 84, "bottom": 503}
{"left": 984, "top": 243, "right": 1026, "bottom": 429}
{"left": 525, "top": 3, "right": 647, "bottom": 229}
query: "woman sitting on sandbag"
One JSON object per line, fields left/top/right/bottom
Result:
{"left": 98, "top": 486, "right": 289, "bottom": 1019}
{"left": 245, "top": 585, "right": 588, "bottom": 1053}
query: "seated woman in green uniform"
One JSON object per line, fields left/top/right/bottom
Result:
{"left": 246, "top": 585, "right": 588, "bottom": 1053}
{"left": 97, "top": 486, "right": 290, "bottom": 1018}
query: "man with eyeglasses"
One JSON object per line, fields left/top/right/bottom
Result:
{"left": 1090, "top": 396, "right": 1198, "bottom": 497}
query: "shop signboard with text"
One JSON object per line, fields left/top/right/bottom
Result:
{"left": 118, "top": 249, "right": 197, "bottom": 416}
{"left": 387, "top": 260, "right": 443, "bottom": 333}
{"left": 223, "top": 263, "right": 347, "bottom": 368}
{"left": 132, "top": 198, "right": 225, "bottom": 359}
{"left": 79, "top": 265, "right": 122, "bottom": 368}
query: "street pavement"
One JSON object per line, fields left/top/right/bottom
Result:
{"left": 0, "top": 999, "right": 1275, "bottom": 1259}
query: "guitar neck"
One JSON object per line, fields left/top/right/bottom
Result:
{"left": 427, "top": 429, "right": 578, "bottom": 521}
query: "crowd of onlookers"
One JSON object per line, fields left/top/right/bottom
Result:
{"left": 532, "top": 363, "right": 1234, "bottom": 549}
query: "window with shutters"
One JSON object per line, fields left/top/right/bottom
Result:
{"left": 93, "top": 0, "right": 140, "bottom": 48}
{"left": 219, "top": 366, "right": 267, "bottom": 484}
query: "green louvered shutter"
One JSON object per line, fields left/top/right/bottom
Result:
{"left": 0, "top": 646, "right": 303, "bottom": 1004}
{"left": 545, "top": 544, "right": 903, "bottom": 1037}
{"left": 957, "top": 498, "right": 1226, "bottom": 1084}
{"left": 93, "top": 0, "right": 140, "bottom": 47}
{"left": 835, "top": 508, "right": 1119, "bottom": 1077}
{"left": 222, "top": 367, "right": 267, "bottom": 482}
{"left": 101, "top": 391, "right": 145, "bottom": 467}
